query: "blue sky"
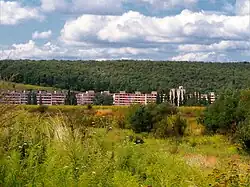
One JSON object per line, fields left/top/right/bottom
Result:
{"left": 0, "top": 0, "right": 249, "bottom": 61}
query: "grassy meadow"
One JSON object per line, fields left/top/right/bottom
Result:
{"left": 1, "top": 104, "right": 250, "bottom": 187}
{"left": 0, "top": 81, "right": 57, "bottom": 91}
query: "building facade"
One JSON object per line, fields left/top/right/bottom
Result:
{"left": 0, "top": 90, "right": 29, "bottom": 104}
{"left": 113, "top": 91, "right": 157, "bottom": 106}
{"left": 37, "top": 91, "right": 66, "bottom": 105}
{"left": 0, "top": 88, "right": 216, "bottom": 106}
{"left": 76, "top": 90, "right": 95, "bottom": 105}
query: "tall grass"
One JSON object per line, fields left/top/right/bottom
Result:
{"left": 1, "top": 105, "right": 250, "bottom": 186}
{"left": 0, "top": 110, "right": 206, "bottom": 186}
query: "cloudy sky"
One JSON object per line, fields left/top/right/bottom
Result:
{"left": 0, "top": 0, "right": 249, "bottom": 61}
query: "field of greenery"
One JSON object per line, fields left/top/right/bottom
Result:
{"left": 1, "top": 96, "right": 250, "bottom": 186}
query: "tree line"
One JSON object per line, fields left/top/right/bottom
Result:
{"left": 1, "top": 60, "right": 250, "bottom": 93}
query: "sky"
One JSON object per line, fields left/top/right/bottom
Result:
{"left": 0, "top": 0, "right": 249, "bottom": 62}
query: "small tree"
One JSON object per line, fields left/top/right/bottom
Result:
{"left": 129, "top": 105, "right": 153, "bottom": 133}
{"left": 27, "top": 91, "right": 32, "bottom": 105}
{"left": 172, "top": 115, "right": 187, "bottom": 137}
{"left": 93, "top": 93, "right": 113, "bottom": 105}
{"left": 32, "top": 91, "right": 37, "bottom": 105}
{"left": 202, "top": 88, "right": 241, "bottom": 134}
{"left": 127, "top": 102, "right": 178, "bottom": 135}
{"left": 156, "top": 93, "right": 161, "bottom": 104}
{"left": 65, "top": 90, "right": 77, "bottom": 105}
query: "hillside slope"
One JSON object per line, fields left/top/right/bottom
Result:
{"left": 0, "top": 81, "right": 56, "bottom": 91}
{"left": 0, "top": 60, "right": 250, "bottom": 92}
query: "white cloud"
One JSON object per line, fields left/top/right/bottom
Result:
{"left": 171, "top": 52, "right": 229, "bottom": 62}
{"left": 40, "top": 0, "right": 67, "bottom": 12}
{"left": 40, "top": 0, "right": 198, "bottom": 14}
{"left": 129, "top": 0, "right": 198, "bottom": 10}
{"left": 0, "top": 40, "right": 66, "bottom": 60}
{"left": 60, "top": 10, "right": 249, "bottom": 45}
{"left": 40, "top": 0, "right": 123, "bottom": 14}
{"left": 32, "top": 30, "right": 52, "bottom": 39}
{"left": 0, "top": 40, "right": 158, "bottom": 60}
{"left": 0, "top": 1, "right": 43, "bottom": 25}
{"left": 71, "top": 0, "right": 124, "bottom": 14}
{"left": 178, "top": 41, "right": 250, "bottom": 52}
{"left": 236, "top": 0, "right": 250, "bottom": 15}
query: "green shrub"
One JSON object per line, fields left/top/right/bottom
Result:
{"left": 153, "top": 115, "right": 187, "bottom": 138}
{"left": 126, "top": 103, "right": 181, "bottom": 136}
{"left": 129, "top": 105, "right": 153, "bottom": 133}
{"left": 124, "top": 104, "right": 141, "bottom": 129}
{"left": 37, "top": 105, "right": 49, "bottom": 113}
{"left": 153, "top": 118, "right": 170, "bottom": 139}
{"left": 172, "top": 115, "right": 187, "bottom": 137}
{"left": 201, "top": 88, "right": 244, "bottom": 134}
{"left": 236, "top": 119, "right": 250, "bottom": 151}
{"left": 87, "top": 104, "right": 92, "bottom": 110}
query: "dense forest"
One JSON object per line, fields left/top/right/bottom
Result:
{"left": 0, "top": 60, "right": 250, "bottom": 93}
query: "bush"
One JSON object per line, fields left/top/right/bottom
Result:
{"left": 126, "top": 103, "right": 177, "bottom": 134}
{"left": 153, "top": 115, "right": 187, "bottom": 138}
{"left": 129, "top": 105, "right": 153, "bottom": 133}
{"left": 124, "top": 104, "right": 142, "bottom": 129}
{"left": 202, "top": 89, "right": 242, "bottom": 134}
{"left": 87, "top": 104, "right": 92, "bottom": 110}
{"left": 37, "top": 105, "right": 49, "bottom": 113}
{"left": 172, "top": 115, "right": 187, "bottom": 137}
{"left": 126, "top": 102, "right": 185, "bottom": 138}
{"left": 153, "top": 118, "right": 170, "bottom": 138}
{"left": 236, "top": 119, "right": 250, "bottom": 151}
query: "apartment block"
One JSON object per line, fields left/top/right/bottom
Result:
{"left": 0, "top": 90, "right": 29, "bottom": 104}
{"left": 0, "top": 88, "right": 216, "bottom": 106}
{"left": 37, "top": 91, "right": 52, "bottom": 105}
{"left": 76, "top": 90, "right": 95, "bottom": 105}
{"left": 37, "top": 91, "right": 66, "bottom": 105}
{"left": 52, "top": 91, "right": 66, "bottom": 105}
{"left": 113, "top": 91, "right": 157, "bottom": 106}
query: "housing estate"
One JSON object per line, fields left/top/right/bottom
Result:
{"left": 0, "top": 86, "right": 216, "bottom": 106}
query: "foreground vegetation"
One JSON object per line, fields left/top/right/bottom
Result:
{"left": 1, "top": 60, "right": 250, "bottom": 92}
{"left": 1, "top": 101, "right": 250, "bottom": 186}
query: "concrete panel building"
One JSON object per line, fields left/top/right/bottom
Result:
{"left": 76, "top": 90, "right": 95, "bottom": 105}
{"left": 0, "top": 90, "right": 29, "bottom": 104}
{"left": 113, "top": 91, "right": 157, "bottom": 106}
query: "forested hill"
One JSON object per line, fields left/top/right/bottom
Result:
{"left": 0, "top": 60, "right": 250, "bottom": 93}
